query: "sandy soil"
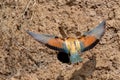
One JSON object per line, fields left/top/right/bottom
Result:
{"left": 0, "top": 0, "right": 120, "bottom": 80}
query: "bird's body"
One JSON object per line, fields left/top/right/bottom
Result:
{"left": 26, "top": 20, "right": 106, "bottom": 64}
{"left": 64, "top": 38, "right": 81, "bottom": 53}
{"left": 63, "top": 38, "right": 82, "bottom": 63}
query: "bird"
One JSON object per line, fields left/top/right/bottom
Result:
{"left": 26, "top": 20, "right": 106, "bottom": 64}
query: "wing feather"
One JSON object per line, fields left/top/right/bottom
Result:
{"left": 26, "top": 30, "right": 64, "bottom": 51}
{"left": 78, "top": 20, "right": 106, "bottom": 51}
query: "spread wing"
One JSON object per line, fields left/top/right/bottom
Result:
{"left": 78, "top": 20, "right": 106, "bottom": 52}
{"left": 26, "top": 31, "right": 64, "bottom": 51}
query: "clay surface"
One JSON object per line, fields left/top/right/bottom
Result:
{"left": 0, "top": 0, "right": 120, "bottom": 80}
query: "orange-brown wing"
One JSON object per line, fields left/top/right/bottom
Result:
{"left": 46, "top": 38, "right": 64, "bottom": 51}
{"left": 79, "top": 36, "right": 97, "bottom": 48}
{"left": 78, "top": 35, "right": 99, "bottom": 52}
{"left": 26, "top": 31, "right": 64, "bottom": 51}
{"left": 78, "top": 20, "right": 106, "bottom": 51}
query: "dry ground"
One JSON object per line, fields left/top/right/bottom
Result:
{"left": 0, "top": 0, "right": 120, "bottom": 80}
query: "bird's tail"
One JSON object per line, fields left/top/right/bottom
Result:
{"left": 69, "top": 53, "right": 82, "bottom": 63}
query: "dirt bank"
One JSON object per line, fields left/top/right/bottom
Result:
{"left": 0, "top": 0, "right": 120, "bottom": 80}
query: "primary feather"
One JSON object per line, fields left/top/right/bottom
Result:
{"left": 83, "top": 20, "right": 106, "bottom": 39}
{"left": 26, "top": 30, "right": 56, "bottom": 44}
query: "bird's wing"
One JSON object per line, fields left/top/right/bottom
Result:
{"left": 26, "top": 31, "right": 64, "bottom": 51}
{"left": 78, "top": 20, "right": 106, "bottom": 51}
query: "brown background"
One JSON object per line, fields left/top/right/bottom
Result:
{"left": 0, "top": 0, "right": 120, "bottom": 80}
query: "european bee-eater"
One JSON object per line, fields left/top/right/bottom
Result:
{"left": 26, "top": 20, "right": 106, "bottom": 64}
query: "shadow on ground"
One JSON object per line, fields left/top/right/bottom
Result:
{"left": 70, "top": 55, "right": 96, "bottom": 80}
{"left": 57, "top": 52, "right": 70, "bottom": 63}
{"left": 56, "top": 55, "right": 96, "bottom": 80}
